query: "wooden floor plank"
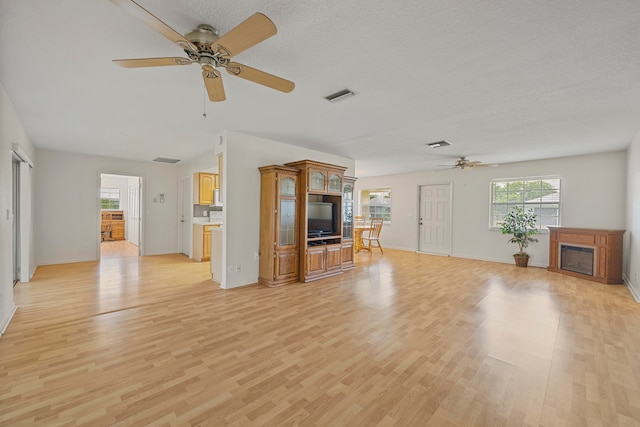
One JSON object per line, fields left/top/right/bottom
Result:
{"left": 1, "top": 250, "right": 639, "bottom": 426}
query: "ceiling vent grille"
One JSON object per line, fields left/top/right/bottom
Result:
{"left": 426, "top": 140, "right": 451, "bottom": 148}
{"left": 325, "top": 88, "right": 356, "bottom": 103}
{"left": 153, "top": 157, "right": 181, "bottom": 164}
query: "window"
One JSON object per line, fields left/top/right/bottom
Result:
{"left": 101, "top": 188, "right": 121, "bottom": 209}
{"left": 490, "top": 177, "right": 560, "bottom": 230}
{"left": 359, "top": 188, "right": 391, "bottom": 223}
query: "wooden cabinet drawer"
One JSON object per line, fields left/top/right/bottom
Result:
{"left": 111, "top": 221, "right": 125, "bottom": 230}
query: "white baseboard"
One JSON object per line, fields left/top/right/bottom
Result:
{"left": 0, "top": 304, "right": 18, "bottom": 335}
{"left": 623, "top": 274, "right": 640, "bottom": 303}
{"left": 416, "top": 251, "right": 449, "bottom": 256}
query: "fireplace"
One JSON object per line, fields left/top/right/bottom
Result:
{"left": 560, "top": 245, "right": 594, "bottom": 276}
{"left": 548, "top": 227, "right": 624, "bottom": 284}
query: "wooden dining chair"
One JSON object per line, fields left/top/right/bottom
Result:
{"left": 362, "top": 217, "right": 384, "bottom": 254}
{"left": 101, "top": 224, "right": 112, "bottom": 242}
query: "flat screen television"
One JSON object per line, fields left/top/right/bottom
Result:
{"left": 307, "top": 201, "right": 337, "bottom": 237}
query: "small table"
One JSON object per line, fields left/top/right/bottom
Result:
{"left": 354, "top": 224, "right": 370, "bottom": 252}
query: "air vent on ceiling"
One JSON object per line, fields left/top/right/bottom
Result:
{"left": 426, "top": 140, "right": 451, "bottom": 148}
{"left": 325, "top": 88, "right": 356, "bottom": 103}
{"left": 153, "top": 157, "right": 181, "bottom": 164}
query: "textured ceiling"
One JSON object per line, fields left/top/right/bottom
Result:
{"left": 1, "top": 0, "right": 639, "bottom": 177}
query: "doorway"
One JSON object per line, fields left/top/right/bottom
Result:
{"left": 100, "top": 173, "right": 142, "bottom": 258}
{"left": 418, "top": 183, "right": 452, "bottom": 255}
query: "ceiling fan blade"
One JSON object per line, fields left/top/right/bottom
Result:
{"left": 214, "top": 13, "right": 277, "bottom": 57}
{"left": 109, "top": 0, "right": 197, "bottom": 52}
{"left": 202, "top": 70, "right": 226, "bottom": 102}
{"left": 113, "top": 57, "right": 193, "bottom": 68}
{"left": 225, "top": 62, "right": 295, "bottom": 93}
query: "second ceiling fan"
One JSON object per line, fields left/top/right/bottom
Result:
{"left": 109, "top": 0, "right": 295, "bottom": 102}
{"left": 438, "top": 156, "right": 498, "bottom": 170}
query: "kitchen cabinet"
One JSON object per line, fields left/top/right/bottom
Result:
{"left": 210, "top": 228, "right": 222, "bottom": 284}
{"left": 258, "top": 165, "right": 300, "bottom": 287}
{"left": 197, "top": 173, "right": 218, "bottom": 205}
{"left": 203, "top": 227, "right": 211, "bottom": 261}
{"left": 193, "top": 224, "right": 219, "bottom": 261}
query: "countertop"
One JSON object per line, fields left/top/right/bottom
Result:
{"left": 193, "top": 218, "right": 223, "bottom": 225}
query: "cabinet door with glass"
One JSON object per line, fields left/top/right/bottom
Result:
{"left": 342, "top": 178, "right": 355, "bottom": 240}
{"left": 308, "top": 168, "right": 327, "bottom": 193}
{"left": 342, "top": 176, "right": 357, "bottom": 269}
{"left": 258, "top": 165, "right": 300, "bottom": 287}
{"left": 328, "top": 172, "right": 342, "bottom": 194}
{"left": 277, "top": 174, "right": 297, "bottom": 248}
{"left": 274, "top": 172, "right": 298, "bottom": 282}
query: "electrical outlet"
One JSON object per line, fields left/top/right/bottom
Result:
{"left": 635, "top": 272, "right": 638, "bottom": 283}
{"left": 254, "top": 250, "right": 260, "bottom": 260}
{"left": 235, "top": 264, "right": 241, "bottom": 272}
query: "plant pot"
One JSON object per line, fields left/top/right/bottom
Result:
{"left": 513, "top": 254, "right": 529, "bottom": 267}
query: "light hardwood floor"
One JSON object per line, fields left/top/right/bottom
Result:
{"left": 101, "top": 240, "right": 140, "bottom": 258}
{"left": 1, "top": 250, "right": 639, "bottom": 426}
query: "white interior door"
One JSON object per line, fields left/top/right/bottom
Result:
{"left": 12, "top": 158, "right": 20, "bottom": 284}
{"left": 418, "top": 183, "right": 452, "bottom": 255}
{"left": 128, "top": 179, "right": 141, "bottom": 246}
{"left": 179, "top": 177, "right": 191, "bottom": 256}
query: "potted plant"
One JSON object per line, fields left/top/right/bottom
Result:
{"left": 500, "top": 206, "right": 538, "bottom": 267}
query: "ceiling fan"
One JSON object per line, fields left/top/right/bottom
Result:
{"left": 109, "top": 0, "right": 295, "bottom": 102}
{"left": 438, "top": 156, "right": 498, "bottom": 170}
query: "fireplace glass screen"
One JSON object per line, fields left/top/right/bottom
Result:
{"left": 560, "top": 245, "right": 594, "bottom": 276}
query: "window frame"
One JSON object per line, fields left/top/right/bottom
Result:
{"left": 101, "top": 187, "right": 121, "bottom": 210}
{"left": 358, "top": 187, "right": 392, "bottom": 224}
{"left": 489, "top": 176, "right": 561, "bottom": 232}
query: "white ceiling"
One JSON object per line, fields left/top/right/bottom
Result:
{"left": 1, "top": 0, "right": 639, "bottom": 177}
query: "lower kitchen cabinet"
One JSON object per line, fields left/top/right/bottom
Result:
{"left": 193, "top": 224, "right": 219, "bottom": 262}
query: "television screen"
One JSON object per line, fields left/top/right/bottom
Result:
{"left": 308, "top": 202, "right": 334, "bottom": 235}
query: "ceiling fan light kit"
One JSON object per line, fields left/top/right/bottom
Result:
{"left": 109, "top": 0, "right": 295, "bottom": 102}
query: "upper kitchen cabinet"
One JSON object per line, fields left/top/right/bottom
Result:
{"left": 197, "top": 173, "right": 218, "bottom": 205}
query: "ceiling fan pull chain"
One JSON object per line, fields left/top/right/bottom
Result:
{"left": 203, "top": 85, "right": 207, "bottom": 119}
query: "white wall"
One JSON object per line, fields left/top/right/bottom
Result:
{"left": 356, "top": 151, "right": 627, "bottom": 267}
{"left": 34, "top": 150, "right": 179, "bottom": 265}
{"left": 224, "top": 131, "right": 355, "bottom": 289}
{"left": 0, "top": 84, "right": 35, "bottom": 333}
{"left": 626, "top": 132, "right": 640, "bottom": 301}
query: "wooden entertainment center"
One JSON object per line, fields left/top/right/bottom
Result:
{"left": 258, "top": 160, "right": 356, "bottom": 286}
{"left": 547, "top": 226, "right": 625, "bottom": 284}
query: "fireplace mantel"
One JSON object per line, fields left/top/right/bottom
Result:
{"left": 547, "top": 227, "right": 625, "bottom": 284}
